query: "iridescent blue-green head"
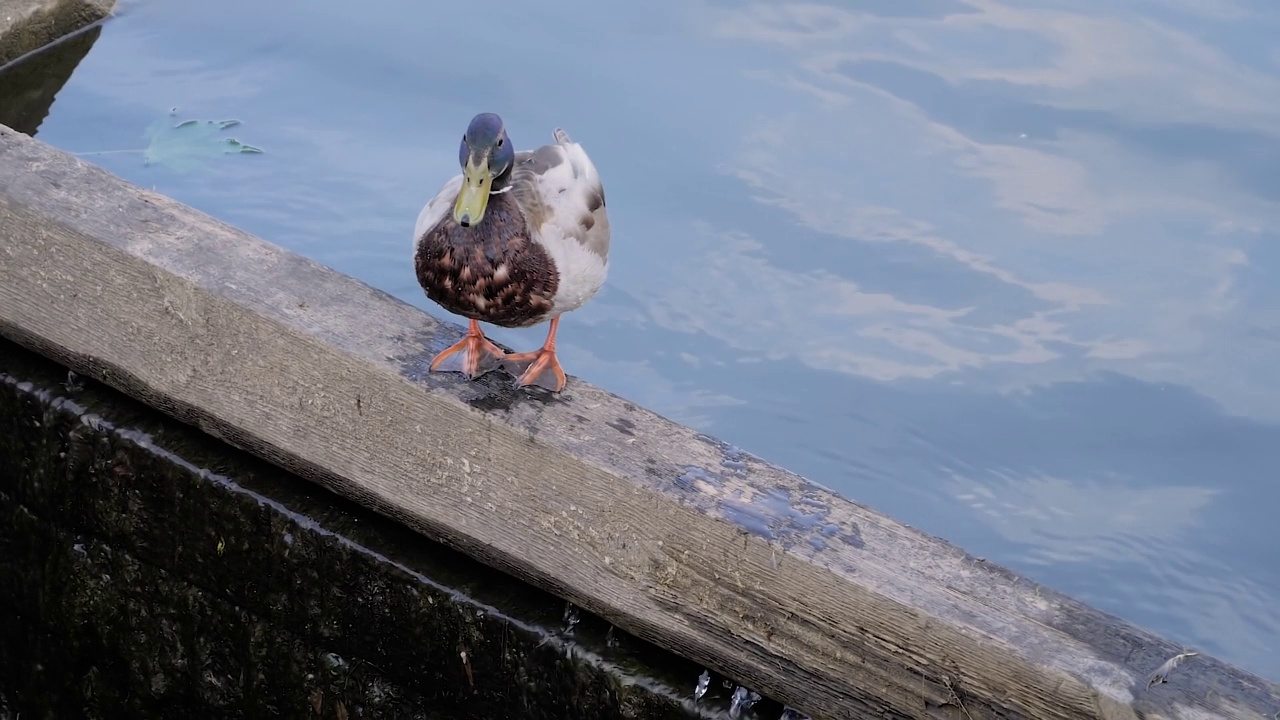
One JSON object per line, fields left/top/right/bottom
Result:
{"left": 454, "top": 112, "right": 515, "bottom": 227}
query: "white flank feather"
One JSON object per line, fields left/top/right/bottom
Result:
{"left": 414, "top": 174, "right": 463, "bottom": 248}
{"left": 526, "top": 134, "right": 610, "bottom": 316}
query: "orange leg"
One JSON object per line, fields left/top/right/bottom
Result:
{"left": 429, "top": 319, "right": 507, "bottom": 379}
{"left": 501, "top": 316, "right": 568, "bottom": 392}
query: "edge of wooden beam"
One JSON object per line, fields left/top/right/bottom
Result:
{"left": 2, "top": 124, "right": 1277, "bottom": 719}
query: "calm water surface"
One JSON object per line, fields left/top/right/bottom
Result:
{"left": 17, "top": 0, "right": 1280, "bottom": 680}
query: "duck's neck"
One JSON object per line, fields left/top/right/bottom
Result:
{"left": 490, "top": 165, "right": 514, "bottom": 194}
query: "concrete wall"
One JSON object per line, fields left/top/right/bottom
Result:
{"left": 0, "top": 13, "right": 102, "bottom": 135}
{"left": 0, "top": 338, "right": 757, "bottom": 720}
{"left": 0, "top": 0, "right": 113, "bottom": 68}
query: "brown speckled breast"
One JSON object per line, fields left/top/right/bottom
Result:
{"left": 414, "top": 191, "right": 560, "bottom": 328}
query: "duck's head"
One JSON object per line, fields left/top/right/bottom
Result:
{"left": 454, "top": 112, "right": 515, "bottom": 227}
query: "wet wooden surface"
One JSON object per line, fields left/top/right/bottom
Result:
{"left": 2, "top": 125, "right": 1278, "bottom": 719}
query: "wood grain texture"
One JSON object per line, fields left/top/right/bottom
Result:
{"left": 1, "top": 125, "right": 1276, "bottom": 720}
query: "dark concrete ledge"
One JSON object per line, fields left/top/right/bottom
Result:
{"left": 0, "top": 125, "right": 1277, "bottom": 720}
{"left": 0, "top": 0, "right": 114, "bottom": 68}
{"left": 0, "top": 337, "right": 760, "bottom": 719}
{"left": 0, "top": 11, "right": 104, "bottom": 135}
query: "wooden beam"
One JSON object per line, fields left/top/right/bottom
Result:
{"left": 1, "top": 124, "right": 1276, "bottom": 719}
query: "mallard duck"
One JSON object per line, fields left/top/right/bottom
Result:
{"left": 413, "top": 112, "right": 610, "bottom": 393}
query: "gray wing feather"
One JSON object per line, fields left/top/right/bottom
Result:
{"left": 510, "top": 130, "right": 610, "bottom": 261}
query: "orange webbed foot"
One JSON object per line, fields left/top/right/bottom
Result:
{"left": 501, "top": 349, "right": 567, "bottom": 393}
{"left": 429, "top": 320, "right": 507, "bottom": 380}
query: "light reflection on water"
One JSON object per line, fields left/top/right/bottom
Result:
{"left": 18, "top": 0, "right": 1280, "bottom": 679}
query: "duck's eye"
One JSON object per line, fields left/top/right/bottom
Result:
{"left": 497, "top": 137, "right": 504, "bottom": 147}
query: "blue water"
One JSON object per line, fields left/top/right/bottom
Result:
{"left": 15, "top": 0, "right": 1280, "bottom": 681}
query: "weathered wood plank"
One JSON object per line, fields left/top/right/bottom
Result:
{"left": 0, "top": 0, "right": 113, "bottom": 68}
{"left": 0, "top": 124, "right": 1276, "bottom": 719}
